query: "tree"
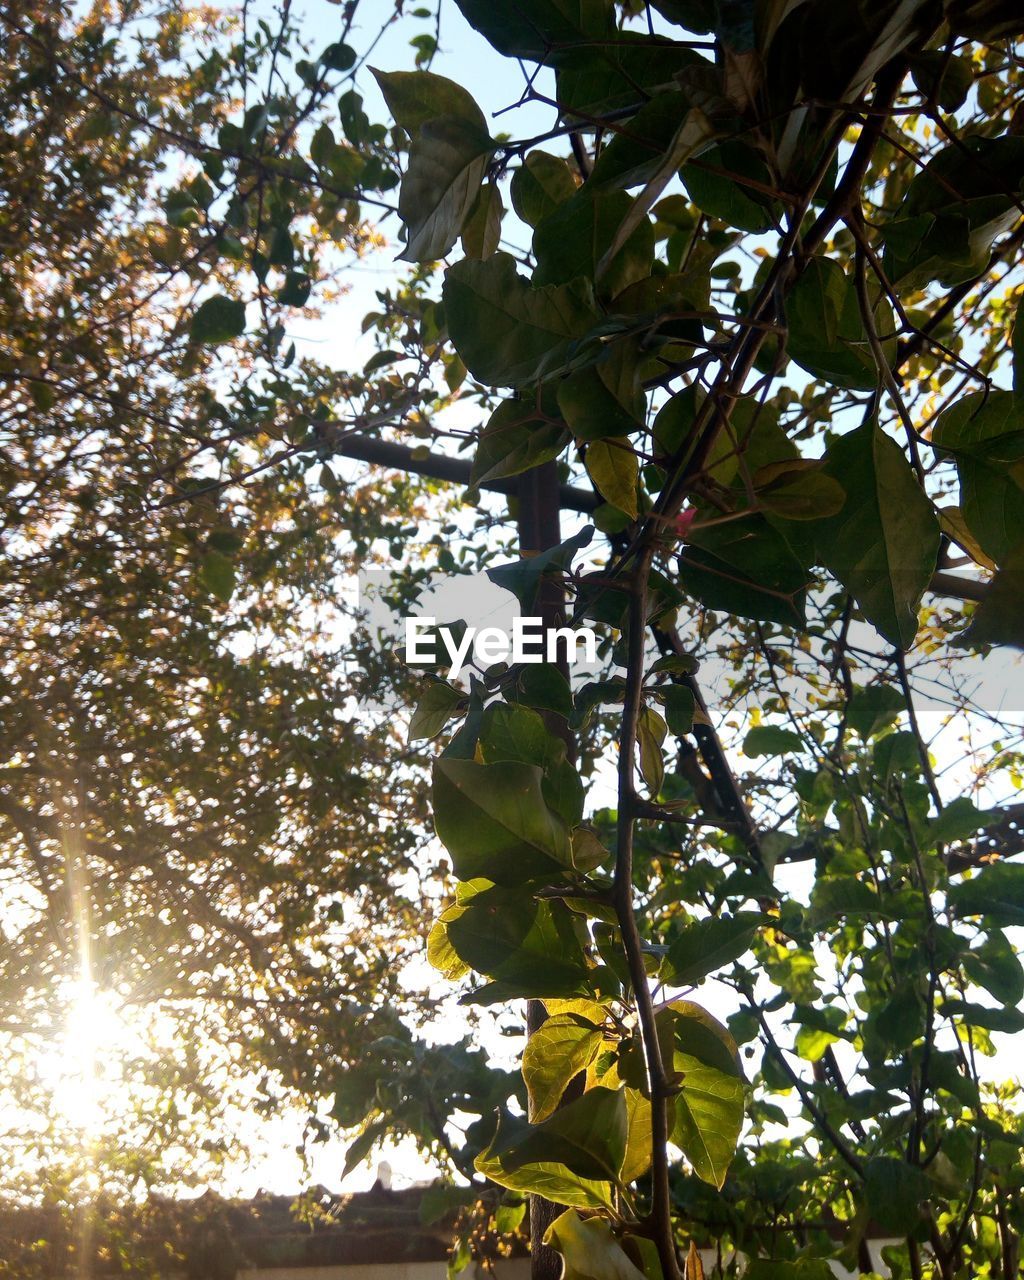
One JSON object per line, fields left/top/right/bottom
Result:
{"left": 351, "top": 3, "right": 1024, "bottom": 1279}
{"left": 0, "top": 0, "right": 464, "bottom": 1210}
{"left": 5, "top": 3, "right": 1024, "bottom": 1278}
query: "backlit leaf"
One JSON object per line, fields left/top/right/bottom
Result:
{"left": 443, "top": 252, "right": 601, "bottom": 386}
{"left": 190, "top": 294, "right": 246, "bottom": 344}
{"left": 523, "top": 1015, "right": 605, "bottom": 1122}
{"left": 398, "top": 116, "right": 493, "bottom": 262}
{"left": 664, "top": 913, "right": 765, "bottom": 988}
{"left": 371, "top": 68, "right": 486, "bottom": 134}
{"left": 544, "top": 1209, "right": 647, "bottom": 1280}
{"left": 586, "top": 439, "right": 640, "bottom": 519}
{"left": 477, "top": 1087, "right": 628, "bottom": 1194}
{"left": 432, "top": 758, "right": 571, "bottom": 883}
{"left": 811, "top": 423, "right": 940, "bottom": 649}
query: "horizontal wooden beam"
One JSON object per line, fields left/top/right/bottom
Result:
{"left": 325, "top": 431, "right": 597, "bottom": 512}
{"left": 330, "top": 434, "right": 988, "bottom": 604}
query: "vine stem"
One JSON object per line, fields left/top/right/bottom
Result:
{"left": 613, "top": 545, "right": 680, "bottom": 1280}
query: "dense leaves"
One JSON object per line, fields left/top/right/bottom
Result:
{"left": 7, "top": 3, "right": 1024, "bottom": 1280}
{"left": 382, "top": 3, "right": 1024, "bottom": 1280}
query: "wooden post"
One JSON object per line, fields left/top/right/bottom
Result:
{"left": 517, "top": 459, "right": 570, "bottom": 1280}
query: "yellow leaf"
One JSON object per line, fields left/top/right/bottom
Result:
{"left": 587, "top": 438, "right": 639, "bottom": 519}
{"left": 685, "top": 1240, "right": 705, "bottom": 1280}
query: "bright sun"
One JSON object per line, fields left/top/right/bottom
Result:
{"left": 37, "top": 979, "right": 133, "bottom": 1137}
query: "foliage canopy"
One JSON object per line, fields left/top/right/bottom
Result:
{"left": 3, "top": 3, "right": 1024, "bottom": 1280}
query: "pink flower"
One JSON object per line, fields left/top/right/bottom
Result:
{"left": 673, "top": 507, "right": 697, "bottom": 539}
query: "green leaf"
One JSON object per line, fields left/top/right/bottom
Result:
{"left": 785, "top": 257, "right": 895, "bottom": 391}
{"left": 796, "top": 0, "right": 941, "bottom": 111}
{"left": 650, "top": 0, "right": 715, "bottom": 32}
{"left": 846, "top": 684, "right": 905, "bottom": 739}
{"left": 495, "top": 1197, "right": 527, "bottom": 1236}
{"left": 677, "top": 515, "right": 809, "bottom": 627}
{"left": 480, "top": 702, "right": 566, "bottom": 770}
{"left": 557, "top": 350, "right": 645, "bottom": 443}
{"left": 533, "top": 189, "right": 655, "bottom": 300}
{"left": 612, "top": 271, "right": 707, "bottom": 348}
{"left": 427, "top": 906, "right": 471, "bottom": 981}
{"left": 480, "top": 701, "right": 582, "bottom": 824}
{"left": 664, "top": 913, "right": 765, "bottom": 988}
{"left": 681, "top": 140, "right": 780, "bottom": 233}
{"left": 470, "top": 390, "right": 570, "bottom": 487}
{"left": 320, "top": 40, "right": 356, "bottom": 71}
{"left": 884, "top": 135, "right": 1024, "bottom": 288}
{"left": 586, "top": 439, "right": 639, "bottom": 519}
{"left": 745, "top": 1262, "right": 833, "bottom": 1280}
{"left": 432, "top": 758, "right": 571, "bottom": 884}
{"left": 523, "top": 1015, "right": 605, "bottom": 1122}
{"left": 949, "top": 862, "right": 1024, "bottom": 926}
{"left": 752, "top": 461, "right": 846, "bottom": 521}
{"left": 418, "top": 1183, "right": 477, "bottom": 1225}
{"left": 927, "top": 796, "right": 996, "bottom": 847}
{"left": 1014, "top": 292, "right": 1024, "bottom": 398}
{"left": 452, "top": 0, "right": 614, "bottom": 61}
{"left": 190, "top": 294, "right": 246, "bottom": 344}
{"left": 462, "top": 180, "right": 504, "bottom": 259}
{"left": 544, "top": 1210, "right": 647, "bottom": 1280}
{"left": 487, "top": 526, "right": 594, "bottom": 610}
{"left": 370, "top": 68, "right": 486, "bottom": 134}
{"left": 571, "top": 828, "right": 611, "bottom": 874}
{"left": 809, "top": 876, "right": 895, "bottom": 926}
{"left": 792, "top": 1005, "right": 847, "bottom": 1062}
{"left": 475, "top": 1147, "right": 615, "bottom": 1211}
{"left": 277, "top": 271, "right": 311, "bottom": 307}
{"left": 946, "top": 0, "right": 1024, "bottom": 40}
{"left": 964, "top": 932, "right": 1024, "bottom": 1007}
{"left": 590, "top": 91, "right": 693, "bottom": 191}
{"left": 510, "top": 151, "right": 578, "bottom": 228}
{"left": 653, "top": 384, "right": 700, "bottom": 456}
{"left": 619, "top": 1087, "right": 655, "bottom": 1184}
{"left": 864, "top": 1157, "right": 929, "bottom": 1234}
{"left": 555, "top": 32, "right": 705, "bottom": 119}
{"left": 595, "top": 107, "right": 717, "bottom": 281}
{"left": 477, "top": 1087, "right": 627, "bottom": 1194}
{"left": 811, "top": 423, "right": 940, "bottom": 649}
{"left": 446, "top": 889, "right": 593, "bottom": 997}
{"left": 931, "top": 391, "right": 1024, "bottom": 563}
{"left": 706, "top": 396, "right": 796, "bottom": 486}
{"left": 742, "top": 725, "right": 805, "bottom": 757}
{"left": 572, "top": 678, "right": 626, "bottom": 730}
{"left": 342, "top": 1119, "right": 389, "bottom": 1178}
{"left": 398, "top": 115, "right": 493, "bottom": 262}
{"left": 869, "top": 985, "right": 923, "bottom": 1054}
{"left": 943, "top": 999, "right": 1024, "bottom": 1034}
{"left": 409, "top": 681, "right": 464, "bottom": 741}
{"left": 637, "top": 705, "right": 667, "bottom": 796}
{"left": 661, "top": 684, "right": 696, "bottom": 738}
{"left": 443, "top": 252, "right": 601, "bottom": 387}
{"left": 958, "top": 550, "right": 1024, "bottom": 651}
{"left": 873, "top": 730, "right": 920, "bottom": 784}
{"left": 200, "top": 550, "right": 236, "bottom": 602}
{"left": 518, "top": 664, "right": 576, "bottom": 725}
{"left": 667, "top": 1002, "right": 745, "bottom": 1188}
{"left": 908, "top": 50, "right": 973, "bottom": 112}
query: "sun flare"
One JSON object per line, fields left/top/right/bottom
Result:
{"left": 37, "top": 981, "right": 129, "bottom": 1137}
